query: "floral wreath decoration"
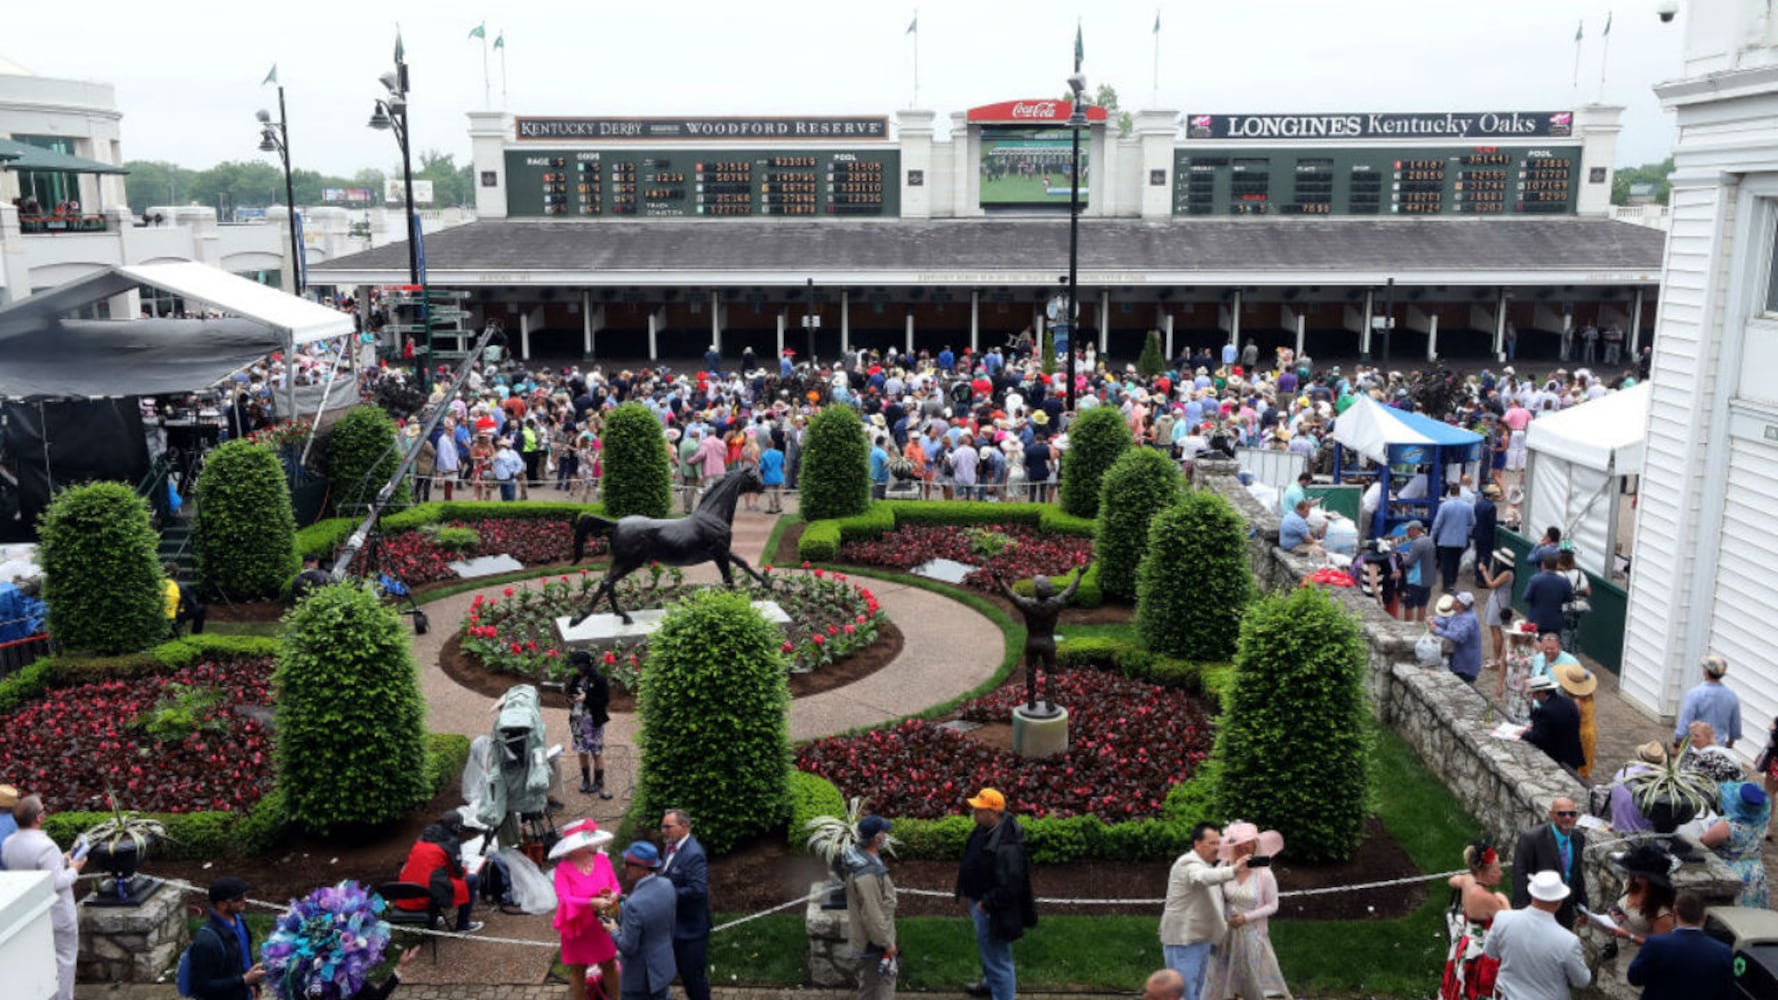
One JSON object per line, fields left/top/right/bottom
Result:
{"left": 259, "top": 880, "right": 393, "bottom": 1000}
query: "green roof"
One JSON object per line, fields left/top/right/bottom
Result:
{"left": 0, "top": 137, "right": 128, "bottom": 175}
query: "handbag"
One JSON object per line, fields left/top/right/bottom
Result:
{"left": 1563, "top": 598, "right": 1592, "bottom": 615}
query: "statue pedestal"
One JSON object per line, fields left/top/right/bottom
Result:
{"left": 1012, "top": 705, "right": 1069, "bottom": 758}
{"left": 556, "top": 600, "right": 791, "bottom": 646}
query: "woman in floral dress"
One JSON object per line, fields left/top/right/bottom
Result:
{"left": 1498, "top": 626, "right": 1538, "bottom": 725}
{"left": 1204, "top": 822, "right": 1291, "bottom": 1000}
{"left": 1440, "top": 840, "right": 1508, "bottom": 1000}
{"left": 1702, "top": 781, "right": 1770, "bottom": 907}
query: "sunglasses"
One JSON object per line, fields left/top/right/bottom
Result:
{"left": 1553, "top": 810, "right": 1579, "bottom": 818}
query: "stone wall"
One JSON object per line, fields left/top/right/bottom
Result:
{"left": 804, "top": 882, "right": 860, "bottom": 990}
{"left": 78, "top": 883, "right": 187, "bottom": 984}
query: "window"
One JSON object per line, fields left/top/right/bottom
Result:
{"left": 14, "top": 135, "right": 79, "bottom": 213}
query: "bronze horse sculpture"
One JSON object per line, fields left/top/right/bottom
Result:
{"left": 568, "top": 465, "right": 769, "bottom": 626}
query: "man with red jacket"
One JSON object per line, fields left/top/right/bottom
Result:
{"left": 396, "top": 814, "right": 483, "bottom": 933}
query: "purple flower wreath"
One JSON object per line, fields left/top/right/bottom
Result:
{"left": 260, "top": 880, "right": 393, "bottom": 1000}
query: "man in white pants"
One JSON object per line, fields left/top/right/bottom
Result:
{"left": 2, "top": 795, "right": 87, "bottom": 1000}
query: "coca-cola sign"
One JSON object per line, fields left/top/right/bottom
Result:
{"left": 967, "top": 100, "right": 1110, "bottom": 125}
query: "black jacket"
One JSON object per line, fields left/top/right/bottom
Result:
{"left": 954, "top": 816, "right": 1038, "bottom": 943}
{"left": 567, "top": 670, "right": 610, "bottom": 728}
{"left": 187, "top": 913, "right": 254, "bottom": 1000}
{"left": 1511, "top": 822, "right": 1589, "bottom": 928}
{"left": 1523, "top": 692, "right": 1585, "bottom": 772}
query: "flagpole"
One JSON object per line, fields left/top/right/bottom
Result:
{"left": 499, "top": 37, "right": 507, "bottom": 108}
{"left": 1152, "top": 10, "right": 1160, "bottom": 107}
{"left": 912, "top": 9, "right": 920, "bottom": 108}
{"left": 1598, "top": 19, "right": 1611, "bottom": 103}
{"left": 1571, "top": 21, "right": 1583, "bottom": 95}
{"left": 482, "top": 35, "right": 491, "bottom": 109}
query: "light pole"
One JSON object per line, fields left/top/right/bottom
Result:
{"left": 1382, "top": 277, "right": 1395, "bottom": 366}
{"left": 1064, "top": 70, "right": 1088, "bottom": 416}
{"left": 256, "top": 92, "right": 302, "bottom": 295}
{"left": 805, "top": 277, "right": 817, "bottom": 363}
{"left": 368, "top": 36, "right": 426, "bottom": 379}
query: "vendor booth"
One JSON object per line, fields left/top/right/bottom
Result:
{"left": 1522, "top": 382, "right": 1648, "bottom": 579}
{"left": 1331, "top": 395, "right": 1486, "bottom": 538}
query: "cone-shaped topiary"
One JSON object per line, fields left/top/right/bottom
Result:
{"left": 1136, "top": 330, "right": 1166, "bottom": 379}
{"left": 637, "top": 588, "right": 791, "bottom": 855}
{"left": 275, "top": 582, "right": 430, "bottom": 834}
{"left": 1217, "top": 585, "right": 1370, "bottom": 862}
{"left": 799, "top": 404, "right": 872, "bottom": 521}
{"left": 325, "top": 405, "right": 407, "bottom": 516}
{"left": 37, "top": 481, "right": 165, "bottom": 654}
{"left": 1094, "top": 448, "right": 1182, "bottom": 602}
{"left": 600, "top": 402, "right": 673, "bottom": 518}
{"left": 1041, "top": 327, "right": 1057, "bottom": 375}
{"left": 1135, "top": 489, "right": 1253, "bottom": 660}
{"left": 1059, "top": 406, "right": 1133, "bottom": 518}
{"left": 195, "top": 439, "right": 298, "bottom": 600}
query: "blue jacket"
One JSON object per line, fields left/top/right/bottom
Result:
{"left": 614, "top": 874, "right": 678, "bottom": 997}
{"left": 1626, "top": 927, "right": 1733, "bottom": 1000}
{"left": 1430, "top": 498, "right": 1476, "bottom": 547}
{"left": 1430, "top": 610, "right": 1482, "bottom": 679}
{"left": 660, "top": 835, "right": 712, "bottom": 940}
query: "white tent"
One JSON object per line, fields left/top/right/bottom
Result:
{"left": 1522, "top": 383, "right": 1650, "bottom": 578}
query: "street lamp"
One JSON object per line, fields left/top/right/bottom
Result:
{"left": 368, "top": 39, "right": 426, "bottom": 379}
{"left": 804, "top": 277, "right": 817, "bottom": 363}
{"left": 1382, "top": 277, "right": 1395, "bottom": 366}
{"left": 255, "top": 96, "right": 302, "bottom": 295}
{"left": 1064, "top": 70, "right": 1088, "bottom": 416}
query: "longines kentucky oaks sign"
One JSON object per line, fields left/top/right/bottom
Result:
{"left": 1187, "top": 111, "right": 1574, "bottom": 141}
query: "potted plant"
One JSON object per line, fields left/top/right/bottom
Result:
{"left": 81, "top": 788, "right": 171, "bottom": 905}
{"left": 804, "top": 796, "right": 898, "bottom": 910}
{"left": 1628, "top": 753, "right": 1719, "bottom": 836}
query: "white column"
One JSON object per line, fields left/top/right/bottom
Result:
{"left": 647, "top": 310, "right": 659, "bottom": 360}
{"left": 970, "top": 290, "right": 980, "bottom": 353}
{"left": 1231, "top": 290, "right": 1243, "bottom": 347}
{"left": 1295, "top": 313, "right": 1306, "bottom": 359}
{"left": 710, "top": 291, "right": 722, "bottom": 354}
{"left": 1099, "top": 289, "right": 1110, "bottom": 354}
{"left": 1163, "top": 312, "right": 1175, "bottom": 360}
{"left": 1360, "top": 289, "right": 1373, "bottom": 356}
{"left": 1426, "top": 312, "right": 1439, "bottom": 361}
{"left": 905, "top": 312, "right": 915, "bottom": 355}
{"left": 582, "top": 290, "right": 594, "bottom": 355}
{"left": 840, "top": 291, "right": 851, "bottom": 355}
{"left": 520, "top": 310, "right": 531, "bottom": 360}
{"left": 776, "top": 309, "right": 786, "bottom": 357}
{"left": 1493, "top": 288, "right": 1509, "bottom": 360}
{"left": 1630, "top": 286, "right": 1645, "bottom": 355}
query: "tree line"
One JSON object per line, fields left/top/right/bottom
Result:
{"left": 123, "top": 150, "right": 475, "bottom": 216}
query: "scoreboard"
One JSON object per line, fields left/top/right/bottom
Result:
{"left": 505, "top": 148, "right": 900, "bottom": 219}
{"left": 1171, "top": 146, "right": 1581, "bottom": 217}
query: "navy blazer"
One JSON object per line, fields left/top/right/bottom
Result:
{"left": 1522, "top": 693, "right": 1585, "bottom": 771}
{"left": 660, "top": 834, "right": 712, "bottom": 940}
{"left": 1626, "top": 927, "right": 1733, "bottom": 1000}
{"left": 613, "top": 874, "right": 678, "bottom": 997}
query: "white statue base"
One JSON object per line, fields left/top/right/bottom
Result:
{"left": 556, "top": 601, "right": 792, "bottom": 645}
{"left": 1011, "top": 704, "right": 1070, "bottom": 759}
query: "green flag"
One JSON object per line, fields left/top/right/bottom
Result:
{"left": 394, "top": 30, "right": 405, "bottom": 63}
{"left": 494, "top": 31, "right": 504, "bottom": 49}
{"left": 1574, "top": 19, "right": 1583, "bottom": 42}
{"left": 906, "top": 13, "right": 917, "bottom": 34}
{"left": 262, "top": 64, "right": 278, "bottom": 86}
{"left": 469, "top": 22, "right": 486, "bottom": 40}
{"left": 1074, "top": 24, "right": 1084, "bottom": 68}
{"left": 1602, "top": 11, "right": 1611, "bottom": 36}
{"left": 1154, "top": 12, "right": 1161, "bottom": 34}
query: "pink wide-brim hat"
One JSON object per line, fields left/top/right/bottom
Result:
{"left": 1217, "top": 821, "right": 1285, "bottom": 861}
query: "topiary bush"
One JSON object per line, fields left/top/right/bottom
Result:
{"left": 1217, "top": 586, "right": 1370, "bottom": 862}
{"left": 600, "top": 402, "right": 673, "bottom": 519}
{"left": 1136, "top": 489, "right": 1253, "bottom": 661}
{"left": 37, "top": 481, "right": 166, "bottom": 655}
{"left": 1095, "top": 448, "right": 1182, "bottom": 602}
{"left": 274, "top": 582, "right": 430, "bottom": 834}
{"left": 637, "top": 589, "right": 790, "bottom": 855}
{"left": 326, "top": 406, "right": 407, "bottom": 516}
{"left": 1059, "top": 406, "right": 1133, "bottom": 519}
{"left": 1136, "top": 330, "right": 1166, "bottom": 379}
{"left": 195, "top": 439, "right": 299, "bottom": 601}
{"left": 799, "top": 404, "right": 872, "bottom": 522}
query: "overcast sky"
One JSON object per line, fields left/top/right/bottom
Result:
{"left": 24, "top": 0, "right": 1684, "bottom": 177}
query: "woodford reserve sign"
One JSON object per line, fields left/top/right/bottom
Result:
{"left": 514, "top": 116, "right": 890, "bottom": 141}
{"left": 1186, "top": 111, "right": 1574, "bottom": 141}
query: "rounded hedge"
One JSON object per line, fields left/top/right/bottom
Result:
{"left": 1059, "top": 406, "right": 1133, "bottom": 519}
{"left": 1217, "top": 586, "right": 1370, "bottom": 863}
{"left": 1094, "top": 448, "right": 1182, "bottom": 602}
{"left": 1136, "top": 330, "right": 1166, "bottom": 379}
{"left": 637, "top": 588, "right": 791, "bottom": 855}
{"left": 37, "top": 482, "right": 166, "bottom": 655}
{"left": 600, "top": 402, "right": 673, "bottom": 519}
{"left": 195, "top": 439, "right": 298, "bottom": 601}
{"left": 799, "top": 405, "right": 872, "bottom": 522}
{"left": 275, "top": 582, "right": 430, "bottom": 834}
{"left": 326, "top": 406, "right": 407, "bottom": 517}
{"left": 1135, "top": 489, "right": 1253, "bottom": 661}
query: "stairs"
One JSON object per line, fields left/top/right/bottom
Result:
{"left": 158, "top": 522, "right": 196, "bottom": 577}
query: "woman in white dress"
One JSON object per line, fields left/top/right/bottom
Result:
{"left": 1204, "top": 822, "right": 1292, "bottom": 1000}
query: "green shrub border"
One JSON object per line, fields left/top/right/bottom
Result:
{"left": 4, "top": 634, "right": 471, "bottom": 859}
{"left": 296, "top": 500, "right": 606, "bottom": 560}
{"left": 784, "top": 625, "right": 1228, "bottom": 862}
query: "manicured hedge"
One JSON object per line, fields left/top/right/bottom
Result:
{"left": 799, "top": 405, "right": 873, "bottom": 522}
{"left": 296, "top": 500, "right": 604, "bottom": 560}
{"left": 601, "top": 402, "right": 674, "bottom": 519}
{"left": 1012, "top": 562, "right": 1104, "bottom": 609}
{"left": 785, "top": 636, "right": 1224, "bottom": 862}
{"left": 195, "top": 439, "right": 299, "bottom": 601}
{"left": 0, "top": 635, "right": 283, "bottom": 713}
{"left": 1059, "top": 407, "right": 1133, "bottom": 520}
{"left": 38, "top": 481, "right": 165, "bottom": 655}
{"left": 797, "top": 500, "right": 1096, "bottom": 564}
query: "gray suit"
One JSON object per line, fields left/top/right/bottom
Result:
{"left": 613, "top": 873, "right": 678, "bottom": 1000}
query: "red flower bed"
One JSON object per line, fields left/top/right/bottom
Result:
{"left": 794, "top": 670, "right": 1214, "bottom": 821}
{"left": 368, "top": 518, "right": 601, "bottom": 585}
{"left": 836, "top": 524, "right": 1092, "bottom": 591}
{"left": 0, "top": 659, "right": 275, "bottom": 814}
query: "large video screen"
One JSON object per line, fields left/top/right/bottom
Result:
{"left": 978, "top": 127, "right": 1088, "bottom": 207}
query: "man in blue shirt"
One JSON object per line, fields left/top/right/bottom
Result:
{"left": 1429, "top": 483, "right": 1476, "bottom": 592}
{"left": 1278, "top": 499, "right": 1316, "bottom": 554}
{"left": 1429, "top": 592, "right": 1482, "bottom": 684}
{"left": 869, "top": 435, "right": 891, "bottom": 500}
{"left": 1529, "top": 631, "right": 1581, "bottom": 685}
{"left": 938, "top": 346, "right": 955, "bottom": 372}
{"left": 186, "top": 877, "right": 267, "bottom": 1000}
{"left": 1221, "top": 341, "right": 1238, "bottom": 367}
{"left": 1673, "top": 655, "right": 1742, "bottom": 749}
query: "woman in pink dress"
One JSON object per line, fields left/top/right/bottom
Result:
{"left": 552, "top": 819, "right": 622, "bottom": 1000}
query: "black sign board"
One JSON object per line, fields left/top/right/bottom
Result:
{"left": 1186, "top": 112, "right": 1574, "bottom": 142}
{"left": 515, "top": 116, "right": 889, "bottom": 141}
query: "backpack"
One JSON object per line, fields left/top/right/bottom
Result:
{"left": 176, "top": 923, "right": 223, "bottom": 998}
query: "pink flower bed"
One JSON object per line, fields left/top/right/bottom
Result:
{"left": 369, "top": 518, "right": 601, "bottom": 585}
{"left": 836, "top": 524, "right": 1092, "bottom": 591}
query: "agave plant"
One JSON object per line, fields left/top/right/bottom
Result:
{"left": 804, "top": 795, "right": 899, "bottom": 867}
{"left": 1627, "top": 752, "right": 1719, "bottom": 833}
{"left": 83, "top": 786, "right": 171, "bottom": 856}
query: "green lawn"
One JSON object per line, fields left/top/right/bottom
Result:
{"left": 204, "top": 621, "right": 284, "bottom": 638}
{"left": 1055, "top": 622, "right": 1140, "bottom": 644}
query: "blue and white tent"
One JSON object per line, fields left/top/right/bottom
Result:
{"left": 1332, "top": 395, "right": 1485, "bottom": 538}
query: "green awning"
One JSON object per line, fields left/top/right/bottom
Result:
{"left": 0, "top": 137, "right": 128, "bottom": 175}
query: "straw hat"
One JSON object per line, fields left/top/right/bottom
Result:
{"left": 1435, "top": 594, "right": 1457, "bottom": 617}
{"left": 1554, "top": 662, "right": 1597, "bottom": 698}
{"left": 1635, "top": 740, "right": 1668, "bottom": 766}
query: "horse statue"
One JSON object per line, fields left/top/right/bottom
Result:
{"left": 568, "top": 466, "right": 768, "bottom": 626}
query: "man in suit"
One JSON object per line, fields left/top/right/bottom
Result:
{"left": 605, "top": 842, "right": 677, "bottom": 1000}
{"left": 1521, "top": 675, "right": 1586, "bottom": 773}
{"left": 657, "top": 808, "right": 711, "bottom": 1000}
{"left": 1511, "top": 797, "right": 1588, "bottom": 929}
{"left": 1626, "top": 891, "right": 1733, "bottom": 1000}
{"left": 1159, "top": 822, "right": 1249, "bottom": 1000}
